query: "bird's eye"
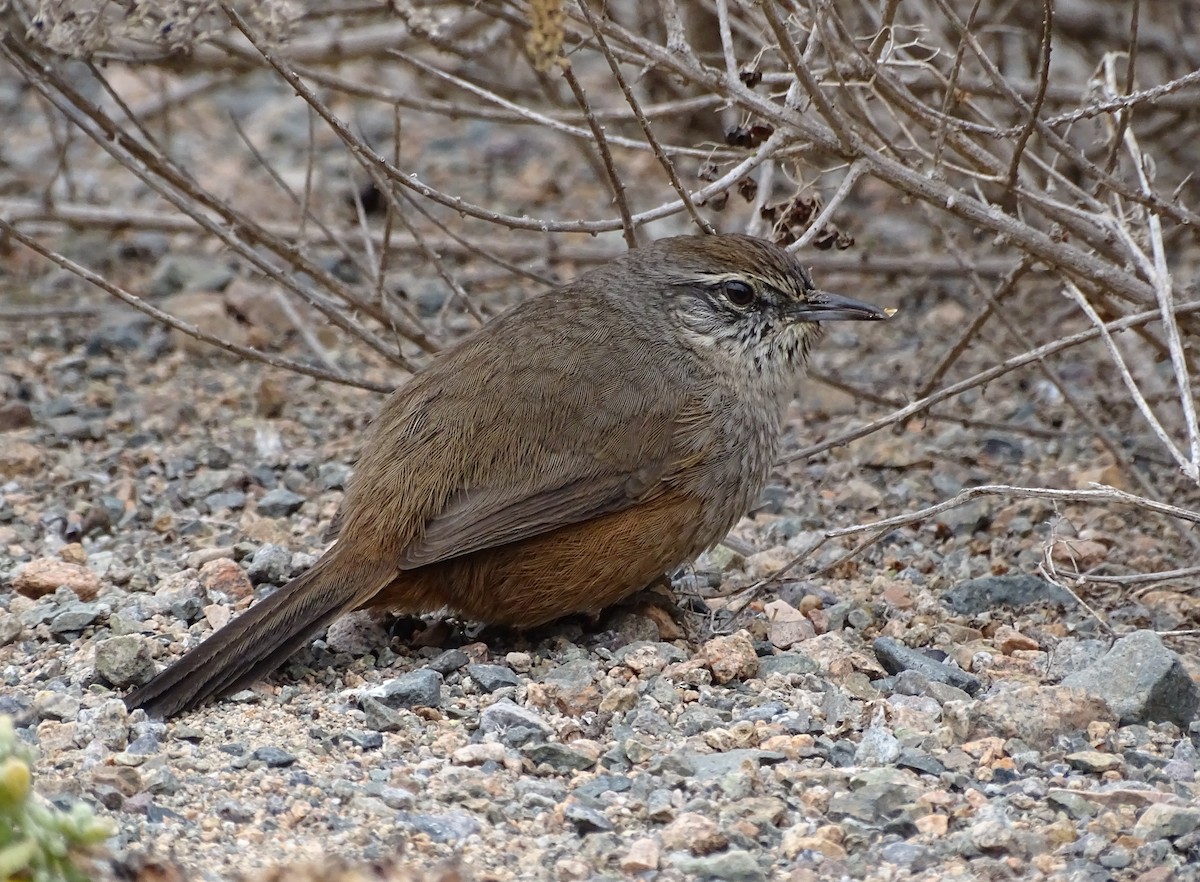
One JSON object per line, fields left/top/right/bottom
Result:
{"left": 722, "top": 279, "right": 756, "bottom": 308}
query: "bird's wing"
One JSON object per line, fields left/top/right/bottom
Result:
{"left": 357, "top": 299, "right": 712, "bottom": 570}
{"left": 398, "top": 467, "right": 653, "bottom": 568}
{"left": 395, "top": 392, "right": 713, "bottom": 570}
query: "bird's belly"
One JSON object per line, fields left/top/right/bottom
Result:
{"left": 371, "top": 397, "right": 786, "bottom": 628}
{"left": 375, "top": 489, "right": 719, "bottom": 627}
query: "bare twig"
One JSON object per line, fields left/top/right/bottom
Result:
{"left": 1005, "top": 0, "right": 1053, "bottom": 188}
{"left": 0, "top": 217, "right": 393, "bottom": 393}
{"left": 1065, "top": 283, "right": 1192, "bottom": 480}
{"left": 1038, "top": 553, "right": 1113, "bottom": 636}
{"left": 1086, "top": 567, "right": 1200, "bottom": 587}
{"left": 577, "top": 0, "right": 714, "bottom": 235}
{"left": 0, "top": 305, "right": 101, "bottom": 320}
{"left": 788, "top": 299, "right": 1200, "bottom": 461}
{"left": 558, "top": 61, "right": 638, "bottom": 248}
{"left": 732, "top": 482, "right": 1200, "bottom": 610}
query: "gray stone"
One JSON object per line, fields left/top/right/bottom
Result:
{"left": 189, "top": 469, "right": 232, "bottom": 497}
{"left": 944, "top": 684, "right": 1111, "bottom": 750}
{"left": 360, "top": 697, "right": 406, "bottom": 733}
{"left": 217, "top": 800, "right": 254, "bottom": 823}
{"left": 896, "top": 748, "right": 945, "bottom": 777}
{"left": 1065, "top": 750, "right": 1123, "bottom": 774}
{"left": 669, "top": 849, "right": 765, "bottom": 882}
{"left": 522, "top": 742, "right": 596, "bottom": 772}
{"left": 1047, "top": 638, "right": 1110, "bottom": 680}
{"left": 607, "top": 611, "right": 661, "bottom": 644}
{"left": 644, "top": 676, "right": 682, "bottom": 709}
{"left": 563, "top": 801, "right": 612, "bottom": 832}
{"left": 622, "top": 738, "right": 654, "bottom": 764}
{"left": 204, "top": 490, "right": 247, "bottom": 511}
{"left": 828, "top": 601, "right": 874, "bottom": 631}
{"left": 377, "top": 786, "right": 415, "bottom": 810}
{"left": 1047, "top": 789, "right": 1098, "bottom": 819}
{"left": 648, "top": 749, "right": 698, "bottom": 777}
{"left": 892, "top": 669, "right": 932, "bottom": 695}
{"left": 41, "top": 397, "right": 76, "bottom": 418}
{"left": 87, "top": 314, "right": 154, "bottom": 354}
{"left": 149, "top": 253, "right": 235, "bottom": 296}
{"left": 1099, "top": 845, "right": 1133, "bottom": 869}
{"left": 828, "top": 777, "right": 921, "bottom": 827}
{"left": 874, "top": 637, "right": 981, "bottom": 695}
{"left": 246, "top": 544, "right": 292, "bottom": 585}
{"left": 317, "top": 462, "right": 352, "bottom": 490}
{"left": 942, "top": 574, "right": 1074, "bottom": 614}
{"left": 924, "top": 681, "right": 974, "bottom": 705}
{"left": 402, "top": 811, "right": 480, "bottom": 843}
{"left": 252, "top": 746, "right": 296, "bottom": 767}
{"left": 934, "top": 498, "right": 992, "bottom": 534}
{"left": 573, "top": 774, "right": 633, "bottom": 802}
{"left": 756, "top": 651, "right": 819, "bottom": 677}
{"left": 479, "top": 698, "right": 551, "bottom": 736}
{"left": 324, "top": 612, "right": 388, "bottom": 655}
{"left": 541, "top": 657, "right": 597, "bottom": 693}
{"left": 170, "top": 597, "right": 204, "bottom": 624}
{"left": 880, "top": 841, "right": 934, "bottom": 870}
{"left": 288, "top": 552, "right": 317, "bottom": 577}
{"left": 1132, "top": 803, "right": 1200, "bottom": 840}
{"left": 343, "top": 730, "right": 383, "bottom": 751}
{"left": 94, "top": 635, "right": 157, "bottom": 687}
{"left": 631, "top": 708, "right": 672, "bottom": 736}
{"left": 413, "top": 284, "right": 448, "bottom": 317}
{"left": 35, "top": 691, "right": 80, "bottom": 722}
{"left": 347, "top": 795, "right": 391, "bottom": 817}
{"left": 84, "top": 699, "right": 131, "bottom": 750}
{"left": 49, "top": 602, "right": 102, "bottom": 634}
{"left": 969, "top": 809, "right": 1019, "bottom": 853}
{"left": 427, "top": 648, "right": 470, "bottom": 674}
{"left": 256, "top": 489, "right": 306, "bottom": 518}
{"left": 677, "top": 706, "right": 728, "bottom": 736}
{"left": 504, "top": 725, "right": 549, "bottom": 749}
{"left": 688, "top": 749, "right": 787, "bottom": 782}
{"left": 198, "top": 444, "right": 232, "bottom": 469}
{"left": 1162, "top": 738, "right": 1200, "bottom": 781}
{"left": 1061, "top": 630, "right": 1198, "bottom": 726}
{"left": 855, "top": 721, "right": 902, "bottom": 766}
{"left": 366, "top": 669, "right": 443, "bottom": 709}
{"left": 144, "top": 767, "right": 180, "bottom": 795}
{"left": 124, "top": 734, "right": 161, "bottom": 756}
{"left": 516, "top": 777, "right": 568, "bottom": 806}
{"left": 45, "top": 415, "right": 101, "bottom": 442}
{"left": 0, "top": 613, "right": 23, "bottom": 646}
{"left": 647, "top": 788, "right": 676, "bottom": 822}
{"left": 468, "top": 663, "right": 521, "bottom": 692}
{"left": 612, "top": 640, "right": 688, "bottom": 666}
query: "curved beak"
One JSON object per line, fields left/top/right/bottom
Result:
{"left": 792, "top": 289, "right": 893, "bottom": 322}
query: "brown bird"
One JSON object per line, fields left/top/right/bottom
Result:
{"left": 125, "top": 234, "right": 889, "bottom": 717}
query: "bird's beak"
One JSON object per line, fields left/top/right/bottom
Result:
{"left": 792, "top": 289, "right": 894, "bottom": 322}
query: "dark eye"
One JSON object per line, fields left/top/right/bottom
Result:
{"left": 722, "top": 279, "right": 756, "bottom": 307}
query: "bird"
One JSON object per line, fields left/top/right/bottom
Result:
{"left": 124, "top": 233, "right": 890, "bottom": 717}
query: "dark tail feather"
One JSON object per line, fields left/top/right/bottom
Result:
{"left": 125, "top": 556, "right": 389, "bottom": 718}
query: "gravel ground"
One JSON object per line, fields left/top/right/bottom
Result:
{"left": 2, "top": 286, "right": 1200, "bottom": 882}
{"left": 3, "top": 8, "right": 1200, "bottom": 879}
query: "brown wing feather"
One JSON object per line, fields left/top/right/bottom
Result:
{"left": 339, "top": 289, "right": 708, "bottom": 569}
{"left": 399, "top": 464, "right": 661, "bottom": 568}
{"left": 395, "top": 401, "right": 718, "bottom": 569}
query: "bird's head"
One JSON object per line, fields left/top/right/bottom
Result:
{"left": 623, "top": 234, "right": 891, "bottom": 381}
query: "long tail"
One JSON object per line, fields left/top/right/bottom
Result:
{"left": 125, "top": 555, "right": 392, "bottom": 718}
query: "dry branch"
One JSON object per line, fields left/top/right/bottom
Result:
{"left": 2, "top": 0, "right": 1199, "bottom": 598}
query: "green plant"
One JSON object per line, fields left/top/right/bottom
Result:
{"left": 0, "top": 716, "right": 115, "bottom": 882}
